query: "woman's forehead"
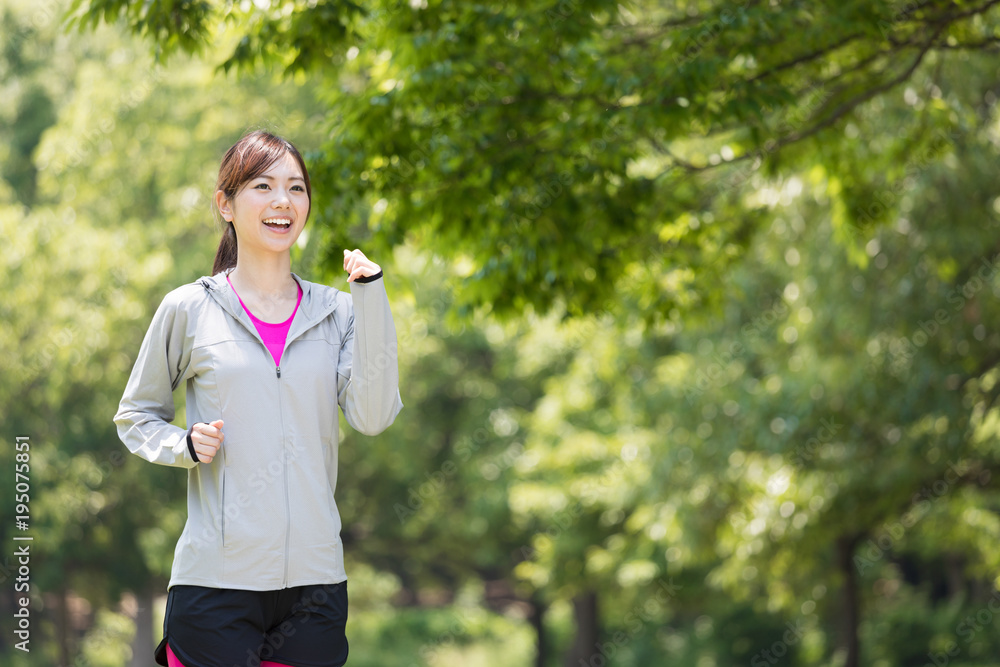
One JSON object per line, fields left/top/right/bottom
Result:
{"left": 260, "top": 152, "right": 303, "bottom": 179}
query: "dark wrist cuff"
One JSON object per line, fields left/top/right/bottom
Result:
{"left": 187, "top": 424, "right": 201, "bottom": 463}
{"left": 354, "top": 269, "right": 383, "bottom": 284}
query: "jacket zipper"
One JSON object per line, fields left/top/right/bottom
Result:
{"left": 276, "top": 360, "right": 290, "bottom": 589}
{"left": 276, "top": 337, "right": 291, "bottom": 587}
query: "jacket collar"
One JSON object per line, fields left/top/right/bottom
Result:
{"left": 198, "top": 267, "right": 341, "bottom": 346}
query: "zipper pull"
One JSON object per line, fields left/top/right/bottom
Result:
{"left": 276, "top": 366, "right": 281, "bottom": 378}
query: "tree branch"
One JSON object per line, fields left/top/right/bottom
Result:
{"left": 747, "top": 31, "right": 867, "bottom": 83}
{"left": 781, "top": 29, "right": 942, "bottom": 146}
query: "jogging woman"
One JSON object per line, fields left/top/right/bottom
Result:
{"left": 114, "top": 130, "right": 403, "bottom": 667}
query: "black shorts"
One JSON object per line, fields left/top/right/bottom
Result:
{"left": 155, "top": 581, "right": 348, "bottom": 667}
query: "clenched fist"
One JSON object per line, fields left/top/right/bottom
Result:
{"left": 191, "top": 419, "right": 224, "bottom": 464}
{"left": 343, "top": 248, "right": 381, "bottom": 282}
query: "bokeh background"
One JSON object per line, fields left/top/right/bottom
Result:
{"left": 3, "top": 0, "right": 1000, "bottom": 665}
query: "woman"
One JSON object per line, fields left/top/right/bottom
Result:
{"left": 114, "top": 130, "right": 404, "bottom": 667}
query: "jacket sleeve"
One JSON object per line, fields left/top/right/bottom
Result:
{"left": 114, "top": 289, "right": 200, "bottom": 468}
{"left": 337, "top": 275, "right": 404, "bottom": 436}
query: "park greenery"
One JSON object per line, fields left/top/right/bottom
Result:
{"left": 3, "top": 0, "right": 1000, "bottom": 665}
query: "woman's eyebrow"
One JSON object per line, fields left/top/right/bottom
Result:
{"left": 258, "top": 174, "right": 305, "bottom": 182}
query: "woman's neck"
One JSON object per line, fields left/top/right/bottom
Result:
{"left": 229, "top": 249, "right": 297, "bottom": 301}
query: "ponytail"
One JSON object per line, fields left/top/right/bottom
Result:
{"left": 212, "top": 221, "right": 238, "bottom": 275}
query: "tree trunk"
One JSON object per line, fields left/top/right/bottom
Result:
{"left": 129, "top": 584, "right": 156, "bottom": 667}
{"left": 945, "top": 552, "right": 965, "bottom": 600}
{"left": 57, "top": 583, "right": 71, "bottom": 667}
{"left": 836, "top": 536, "right": 860, "bottom": 667}
{"left": 563, "top": 590, "right": 599, "bottom": 667}
{"left": 530, "top": 592, "right": 548, "bottom": 667}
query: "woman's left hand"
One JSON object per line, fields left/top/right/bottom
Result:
{"left": 343, "top": 248, "right": 382, "bottom": 282}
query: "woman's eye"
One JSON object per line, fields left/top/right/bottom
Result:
{"left": 255, "top": 183, "right": 269, "bottom": 189}
{"left": 292, "top": 186, "right": 304, "bottom": 191}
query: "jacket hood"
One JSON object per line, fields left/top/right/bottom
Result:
{"left": 197, "top": 268, "right": 343, "bottom": 345}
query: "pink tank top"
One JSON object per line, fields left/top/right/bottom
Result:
{"left": 227, "top": 274, "right": 303, "bottom": 366}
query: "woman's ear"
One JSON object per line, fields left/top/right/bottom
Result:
{"left": 215, "top": 190, "right": 232, "bottom": 222}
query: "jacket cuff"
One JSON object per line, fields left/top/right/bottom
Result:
{"left": 353, "top": 269, "right": 383, "bottom": 284}
{"left": 186, "top": 424, "right": 201, "bottom": 463}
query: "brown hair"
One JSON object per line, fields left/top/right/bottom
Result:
{"left": 212, "top": 130, "right": 312, "bottom": 274}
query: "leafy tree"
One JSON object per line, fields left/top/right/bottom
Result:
{"left": 65, "top": 0, "right": 1000, "bottom": 320}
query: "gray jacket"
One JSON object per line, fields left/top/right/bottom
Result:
{"left": 114, "top": 268, "right": 403, "bottom": 590}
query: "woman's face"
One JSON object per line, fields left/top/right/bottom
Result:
{"left": 217, "top": 151, "right": 310, "bottom": 256}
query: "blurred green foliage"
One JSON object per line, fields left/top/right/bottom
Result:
{"left": 3, "top": 0, "right": 1000, "bottom": 666}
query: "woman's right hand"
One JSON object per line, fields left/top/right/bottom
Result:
{"left": 191, "top": 419, "right": 224, "bottom": 463}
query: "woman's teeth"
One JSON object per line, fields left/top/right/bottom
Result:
{"left": 263, "top": 218, "right": 291, "bottom": 227}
